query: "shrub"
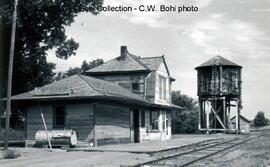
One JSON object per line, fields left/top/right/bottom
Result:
{"left": 0, "top": 150, "right": 20, "bottom": 159}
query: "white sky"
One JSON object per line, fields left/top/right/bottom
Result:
{"left": 47, "top": 0, "right": 270, "bottom": 120}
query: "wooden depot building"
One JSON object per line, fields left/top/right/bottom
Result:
{"left": 10, "top": 46, "right": 182, "bottom": 147}
{"left": 229, "top": 115, "right": 251, "bottom": 133}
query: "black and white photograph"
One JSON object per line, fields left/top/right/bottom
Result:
{"left": 0, "top": 0, "right": 270, "bottom": 166}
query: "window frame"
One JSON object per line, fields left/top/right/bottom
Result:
{"left": 159, "top": 75, "right": 167, "bottom": 100}
{"left": 131, "top": 76, "right": 145, "bottom": 93}
{"left": 150, "top": 111, "right": 159, "bottom": 131}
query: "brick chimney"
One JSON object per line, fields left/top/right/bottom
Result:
{"left": 120, "top": 46, "right": 127, "bottom": 60}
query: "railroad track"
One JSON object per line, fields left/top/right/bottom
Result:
{"left": 133, "top": 135, "right": 262, "bottom": 167}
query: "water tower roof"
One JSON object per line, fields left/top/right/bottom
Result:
{"left": 195, "top": 55, "right": 242, "bottom": 69}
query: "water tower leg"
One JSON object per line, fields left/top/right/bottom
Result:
{"left": 223, "top": 98, "right": 226, "bottom": 132}
{"left": 236, "top": 100, "right": 240, "bottom": 133}
{"left": 228, "top": 101, "right": 231, "bottom": 127}
{"left": 203, "top": 101, "right": 206, "bottom": 129}
{"left": 198, "top": 99, "right": 202, "bottom": 131}
{"left": 206, "top": 105, "right": 210, "bottom": 134}
{"left": 238, "top": 100, "right": 241, "bottom": 133}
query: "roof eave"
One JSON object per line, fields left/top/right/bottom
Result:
{"left": 195, "top": 65, "right": 242, "bottom": 70}
{"left": 86, "top": 70, "right": 151, "bottom": 75}
{"left": 6, "top": 95, "right": 153, "bottom": 107}
{"left": 7, "top": 95, "right": 182, "bottom": 111}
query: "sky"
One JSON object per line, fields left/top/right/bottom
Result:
{"left": 47, "top": 0, "right": 270, "bottom": 119}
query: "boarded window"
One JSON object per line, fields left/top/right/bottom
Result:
{"left": 150, "top": 111, "right": 159, "bottom": 130}
{"left": 141, "top": 110, "right": 145, "bottom": 128}
{"left": 53, "top": 106, "right": 65, "bottom": 129}
{"left": 159, "top": 76, "right": 166, "bottom": 100}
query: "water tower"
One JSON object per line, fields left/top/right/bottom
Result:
{"left": 195, "top": 56, "right": 242, "bottom": 133}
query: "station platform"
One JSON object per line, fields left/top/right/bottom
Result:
{"left": 69, "top": 134, "right": 242, "bottom": 153}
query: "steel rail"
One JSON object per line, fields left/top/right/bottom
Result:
{"left": 134, "top": 138, "right": 238, "bottom": 166}
{"left": 178, "top": 135, "right": 262, "bottom": 167}
{"left": 134, "top": 135, "right": 262, "bottom": 167}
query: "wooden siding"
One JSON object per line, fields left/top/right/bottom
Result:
{"left": 229, "top": 118, "right": 250, "bottom": 133}
{"left": 95, "top": 103, "right": 131, "bottom": 145}
{"left": 96, "top": 75, "right": 131, "bottom": 90}
{"left": 89, "top": 61, "right": 173, "bottom": 106}
{"left": 26, "top": 104, "right": 94, "bottom": 142}
{"left": 25, "top": 101, "right": 173, "bottom": 146}
{"left": 91, "top": 74, "right": 145, "bottom": 98}
{"left": 26, "top": 105, "right": 53, "bottom": 140}
{"left": 197, "top": 67, "right": 241, "bottom": 96}
{"left": 65, "top": 104, "right": 94, "bottom": 141}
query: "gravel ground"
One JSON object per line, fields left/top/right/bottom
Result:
{"left": 0, "top": 131, "right": 269, "bottom": 167}
{"left": 0, "top": 133, "right": 233, "bottom": 167}
{"left": 0, "top": 148, "right": 151, "bottom": 167}
{"left": 191, "top": 131, "right": 270, "bottom": 167}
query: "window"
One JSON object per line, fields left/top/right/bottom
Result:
{"left": 141, "top": 110, "right": 145, "bottom": 128}
{"left": 159, "top": 76, "right": 166, "bottom": 100}
{"left": 132, "top": 82, "right": 139, "bottom": 91}
{"left": 53, "top": 106, "right": 65, "bottom": 129}
{"left": 150, "top": 111, "right": 159, "bottom": 130}
{"left": 131, "top": 76, "right": 144, "bottom": 93}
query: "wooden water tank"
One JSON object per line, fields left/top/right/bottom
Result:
{"left": 35, "top": 130, "right": 77, "bottom": 146}
{"left": 195, "top": 56, "right": 242, "bottom": 97}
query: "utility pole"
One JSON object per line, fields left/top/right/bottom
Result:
{"left": 5, "top": 0, "right": 18, "bottom": 151}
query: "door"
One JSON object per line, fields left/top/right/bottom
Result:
{"left": 133, "top": 109, "right": 140, "bottom": 143}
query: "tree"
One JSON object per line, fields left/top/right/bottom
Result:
{"left": 0, "top": 0, "right": 103, "bottom": 96}
{"left": 171, "top": 91, "right": 199, "bottom": 134}
{"left": 0, "top": 0, "right": 102, "bottom": 128}
{"left": 172, "top": 91, "right": 197, "bottom": 111}
{"left": 81, "top": 59, "right": 103, "bottom": 74}
{"left": 253, "top": 111, "right": 268, "bottom": 127}
{"left": 54, "top": 59, "right": 103, "bottom": 81}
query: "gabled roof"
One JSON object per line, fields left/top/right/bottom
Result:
{"left": 86, "top": 52, "right": 151, "bottom": 74}
{"left": 195, "top": 56, "right": 242, "bottom": 69}
{"left": 230, "top": 115, "right": 252, "bottom": 123}
{"left": 140, "top": 56, "right": 164, "bottom": 71}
